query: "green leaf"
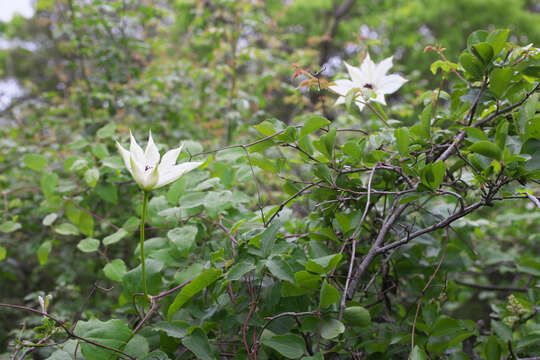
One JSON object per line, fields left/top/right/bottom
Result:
{"left": 96, "top": 123, "right": 117, "bottom": 139}
{"left": 175, "top": 263, "right": 204, "bottom": 284}
{"left": 74, "top": 319, "right": 132, "bottom": 360}
{"left": 124, "top": 334, "right": 149, "bottom": 358}
{"left": 305, "top": 254, "right": 342, "bottom": 274}
{"left": 313, "top": 163, "right": 333, "bottom": 184}
{"left": 490, "top": 68, "right": 513, "bottom": 98}
{"left": 123, "top": 259, "right": 163, "bottom": 296}
{"left": 395, "top": 127, "right": 410, "bottom": 157}
{"left": 103, "top": 229, "right": 128, "bottom": 246}
{"left": 294, "top": 271, "right": 320, "bottom": 290}
{"left": 168, "top": 268, "right": 221, "bottom": 320}
{"left": 299, "top": 115, "right": 330, "bottom": 139}
{"left": 1, "top": 221, "right": 22, "bottom": 233}
{"left": 84, "top": 168, "right": 100, "bottom": 188}
{"left": 420, "top": 161, "right": 445, "bottom": 189}
{"left": 409, "top": 345, "right": 428, "bottom": 360}
{"left": 302, "top": 353, "right": 324, "bottom": 360}
{"left": 24, "top": 154, "right": 47, "bottom": 171}
{"left": 168, "top": 226, "right": 197, "bottom": 257}
{"left": 491, "top": 320, "right": 512, "bottom": 342}
{"left": 153, "top": 321, "right": 190, "bottom": 339}
{"left": 431, "top": 317, "right": 462, "bottom": 336}
{"left": 227, "top": 261, "right": 255, "bottom": 281}
{"left": 0, "top": 246, "right": 6, "bottom": 262}
{"left": 182, "top": 328, "right": 216, "bottom": 360}
{"left": 466, "top": 127, "right": 489, "bottom": 142}
{"left": 261, "top": 222, "right": 280, "bottom": 258}
{"left": 486, "top": 29, "right": 509, "bottom": 56}
{"left": 91, "top": 143, "right": 110, "bottom": 159}
{"left": 262, "top": 332, "right": 305, "bottom": 359}
{"left": 495, "top": 120, "right": 509, "bottom": 150}
{"left": 42, "top": 213, "right": 58, "bottom": 226}
{"left": 64, "top": 203, "right": 94, "bottom": 236}
{"left": 320, "top": 318, "right": 345, "bottom": 339}
{"left": 94, "top": 184, "right": 118, "bottom": 205}
{"left": 523, "top": 66, "right": 540, "bottom": 78}
{"left": 179, "top": 192, "right": 206, "bottom": 209}
{"left": 103, "top": 259, "right": 127, "bottom": 282}
{"left": 40, "top": 172, "right": 58, "bottom": 198}
{"left": 343, "top": 306, "right": 371, "bottom": 327}
{"left": 266, "top": 257, "right": 295, "bottom": 283}
{"left": 467, "top": 30, "right": 489, "bottom": 50}
{"left": 471, "top": 42, "right": 494, "bottom": 64}
{"left": 37, "top": 241, "right": 52, "bottom": 265}
{"left": 54, "top": 223, "right": 79, "bottom": 236}
{"left": 484, "top": 335, "right": 500, "bottom": 360}
{"left": 469, "top": 141, "right": 502, "bottom": 160}
{"left": 254, "top": 120, "right": 278, "bottom": 136}
{"left": 77, "top": 238, "right": 100, "bottom": 253}
{"left": 319, "top": 279, "right": 340, "bottom": 308}
{"left": 459, "top": 53, "right": 484, "bottom": 80}
{"left": 516, "top": 258, "right": 540, "bottom": 276}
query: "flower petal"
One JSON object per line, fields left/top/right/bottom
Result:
{"left": 378, "top": 74, "right": 407, "bottom": 94}
{"left": 375, "top": 56, "right": 393, "bottom": 77}
{"left": 344, "top": 61, "right": 367, "bottom": 86}
{"left": 131, "top": 156, "right": 158, "bottom": 190}
{"left": 358, "top": 53, "right": 376, "bottom": 84}
{"left": 329, "top": 79, "right": 354, "bottom": 97}
{"left": 156, "top": 161, "right": 202, "bottom": 188}
{"left": 354, "top": 100, "right": 366, "bottom": 111}
{"left": 372, "top": 91, "right": 387, "bottom": 105}
{"left": 159, "top": 144, "right": 184, "bottom": 171}
{"left": 116, "top": 141, "right": 133, "bottom": 174}
{"left": 145, "top": 130, "right": 161, "bottom": 167}
{"left": 129, "top": 131, "right": 145, "bottom": 166}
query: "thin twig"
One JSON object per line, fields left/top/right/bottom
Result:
{"left": 339, "top": 166, "right": 376, "bottom": 320}
{"left": 411, "top": 228, "right": 449, "bottom": 351}
{"left": 0, "top": 303, "right": 136, "bottom": 360}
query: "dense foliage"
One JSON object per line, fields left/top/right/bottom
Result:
{"left": 1, "top": 1, "right": 539, "bottom": 359}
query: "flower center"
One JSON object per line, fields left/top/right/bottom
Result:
{"left": 363, "top": 83, "right": 374, "bottom": 89}
{"left": 145, "top": 165, "right": 153, "bottom": 172}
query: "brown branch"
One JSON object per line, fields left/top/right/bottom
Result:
{"left": 339, "top": 166, "right": 376, "bottom": 320}
{"left": 411, "top": 228, "right": 449, "bottom": 350}
{"left": 436, "top": 84, "right": 539, "bottom": 162}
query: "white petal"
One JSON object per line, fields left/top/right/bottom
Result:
{"left": 131, "top": 157, "right": 158, "bottom": 190}
{"left": 359, "top": 53, "right": 376, "bottom": 83}
{"left": 378, "top": 74, "right": 407, "bottom": 94}
{"left": 372, "top": 91, "right": 387, "bottom": 105}
{"left": 144, "top": 130, "right": 161, "bottom": 167}
{"left": 355, "top": 100, "right": 366, "bottom": 111}
{"left": 329, "top": 79, "right": 354, "bottom": 96}
{"left": 156, "top": 162, "right": 202, "bottom": 188}
{"left": 116, "top": 141, "right": 133, "bottom": 174}
{"left": 159, "top": 145, "right": 184, "bottom": 171}
{"left": 344, "top": 61, "right": 367, "bottom": 85}
{"left": 335, "top": 96, "right": 346, "bottom": 105}
{"left": 129, "top": 131, "right": 145, "bottom": 166}
{"left": 375, "top": 56, "right": 393, "bottom": 77}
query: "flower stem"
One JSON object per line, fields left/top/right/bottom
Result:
{"left": 140, "top": 190, "right": 149, "bottom": 297}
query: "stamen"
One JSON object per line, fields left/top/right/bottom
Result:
{"left": 145, "top": 165, "right": 153, "bottom": 171}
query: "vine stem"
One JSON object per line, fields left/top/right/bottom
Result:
{"left": 411, "top": 227, "right": 449, "bottom": 351}
{"left": 140, "top": 190, "right": 149, "bottom": 297}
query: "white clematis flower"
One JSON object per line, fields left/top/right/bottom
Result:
{"left": 329, "top": 53, "right": 407, "bottom": 111}
{"left": 116, "top": 131, "right": 202, "bottom": 191}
